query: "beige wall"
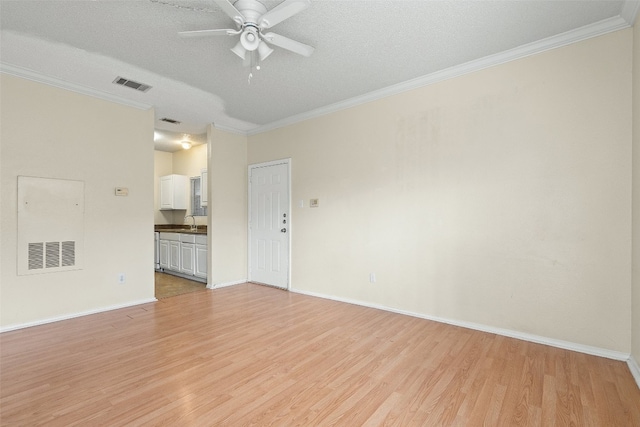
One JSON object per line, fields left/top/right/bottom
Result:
{"left": 208, "top": 126, "right": 248, "bottom": 285}
{"left": 0, "top": 74, "right": 155, "bottom": 328}
{"left": 632, "top": 22, "right": 640, "bottom": 365}
{"left": 249, "top": 29, "right": 633, "bottom": 353}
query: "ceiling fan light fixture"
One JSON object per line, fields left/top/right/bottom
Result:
{"left": 180, "top": 0, "right": 315, "bottom": 72}
{"left": 257, "top": 41, "right": 274, "bottom": 61}
{"left": 231, "top": 40, "right": 246, "bottom": 59}
{"left": 240, "top": 27, "right": 260, "bottom": 51}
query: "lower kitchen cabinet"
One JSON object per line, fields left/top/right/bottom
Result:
{"left": 195, "top": 242, "right": 207, "bottom": 279}
{"left": 180, "top": 243, "right": 195, "bottom": 275}
{"left": 159, "top": 239, "right": 170, "bottom": 270}
{"left": 158, "top": 232, "right": 207, "bottom": 282}
{"left": 180, "top": 234, "right": 196, "bottom": 276}
{"left": 169, "top": 241, "right": 181, "bottom": 272}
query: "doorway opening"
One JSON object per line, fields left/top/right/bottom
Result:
{"left": 153, "top": 131, "right": 210, "bottom": 299}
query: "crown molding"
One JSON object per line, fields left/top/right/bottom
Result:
{"left": 248, "top": 15, "right": 631, "bottom": 136}
{"left": 213, "top": 122, "right": 250, "bottom": 136}
{"left": 0, "top": 62, "right": 153, "bottom": 111}
{"left": 621, "top": 0, "right": 640, "bottom": 25}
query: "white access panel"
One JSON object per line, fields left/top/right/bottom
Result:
{"left": 17, "top": 176, "right": 85, "bottom": 275}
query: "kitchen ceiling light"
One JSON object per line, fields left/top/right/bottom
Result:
{"left": 181, "top": 141, "right": 192, "bottom": 150}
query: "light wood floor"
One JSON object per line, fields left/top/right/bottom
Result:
{"left": 1, "top": 283, "right": 639, "bottom": 426}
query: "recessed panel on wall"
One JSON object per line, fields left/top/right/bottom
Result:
{"left": 17, "top": 176, "right": 85, "bottom": 275}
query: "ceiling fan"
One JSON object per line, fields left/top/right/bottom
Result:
{"left": 179, "top": 0, "right": 314, "bottom": 70}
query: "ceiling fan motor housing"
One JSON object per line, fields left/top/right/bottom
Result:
{"left": 233, "top": 0, "right": 267, "bottom": 26}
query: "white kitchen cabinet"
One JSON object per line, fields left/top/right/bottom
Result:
{"left": 180, "top": 234, "right": 195, "bottom": 276}
{"left": 168, "top": 240, "right": 181, "bottom": 271}
{"left": 159, "top": 239, "right": 170, "bottom": 270}
{"left": 158, "top": 232, "right": 207, "bottom": 282}
{"left": 180, "top": 243, "right": 195, "bottom": 275}
{"left": 200, "top": 168, "right": 208, "bottom": 207}
{"left": 159, "top": 232, "right": 180, "bottom": 271}
{"left": 160, "top": 174, "right": 188, "bottom": 210}
{"left": 195, "top": 235, "right": 207, "bottom": 279}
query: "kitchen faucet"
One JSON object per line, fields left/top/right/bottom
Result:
{"left": 185, "top": 215, "right": 197, "bottom": 232}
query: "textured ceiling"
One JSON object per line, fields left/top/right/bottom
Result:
{"left": 0, "top": 0, "right": 637, "bottom": 151}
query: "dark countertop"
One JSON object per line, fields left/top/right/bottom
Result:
{"left": 155, "top": 225, "right": 207, "bottom": 235}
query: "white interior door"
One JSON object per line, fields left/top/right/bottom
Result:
{"left": 249, "top": 161, "right": 290, "bottom": 289}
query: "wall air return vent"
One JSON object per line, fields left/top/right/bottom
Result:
{"left": 18, "top": 176, "right": 84, "bottom": 276}
{"left": 26, "top": 241, "right": 76, "bottom": 271}
{"left": 28, "top": 243, "right": 44, "bottom": 270}
{"left": 61, "top": 241, "right": 76, "bottom": 267}
{"left": 113, "top": 76, "right": 152, "bottom": 92}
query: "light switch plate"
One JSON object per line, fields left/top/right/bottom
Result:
{"left": 115, "top": 187, "right": 129, "bottom": 196}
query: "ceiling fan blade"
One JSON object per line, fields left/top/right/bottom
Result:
{"left": 178, "top": 29, "right": 238, "bottom": 37}
{"left": 263, "top": 32, "right": 314, "bottom": 57}
{"left": 258, "top": 0, "right": 310, "bottom": 29}
{"left": 213, "top": 0, "right": 245, "bottom": 26}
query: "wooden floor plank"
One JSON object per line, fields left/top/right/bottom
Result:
{"left": 1, "top": 283, "right": 639, "bottom": 426}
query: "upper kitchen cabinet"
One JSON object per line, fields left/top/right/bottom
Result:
{"left": 160, "top": 174, "right": 188, "bottom": 210}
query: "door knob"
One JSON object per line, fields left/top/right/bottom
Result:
{"left": 281, "top": 228, "right": 287, "bottom": 233}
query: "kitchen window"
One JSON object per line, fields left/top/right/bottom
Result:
{"left": 191, "top": 177, "right": 207, "bottom": 216}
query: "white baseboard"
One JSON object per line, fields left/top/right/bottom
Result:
{"left": 0, "top": 298, "right": 158, "bottom": 333}
{"left": 208, "top": 279, "right": 247, "bottom": 289}
{"left": 628, "top": 356, "right": 640, "bottom": 390}
{"left": 290, "top": 288, "right": 629, "bottom": 362}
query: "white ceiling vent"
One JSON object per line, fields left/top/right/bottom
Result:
{"left": 113, "top": 76, "right": 152, "bottom": 92}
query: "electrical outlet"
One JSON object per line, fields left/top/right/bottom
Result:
{"left": 310, "top": 198, "right": 319, "bottom": 208}
{"left": 118, "top": 273, "right": 126, "bottom": 284}
{"left": 369, "top": 273, "right": 376, "bottom": 283}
